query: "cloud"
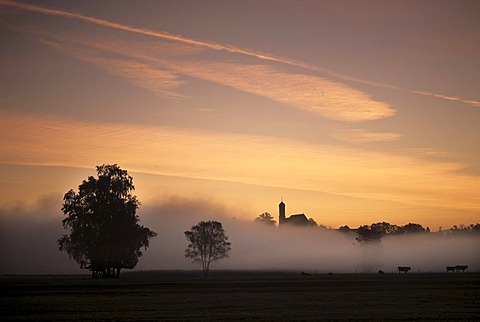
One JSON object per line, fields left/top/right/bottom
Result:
{"left": 2, "top": 0, "right": 478, "bottom": 109}
{"left": 410, "top": 147, "right": 450, "bottom": 158}
{"left": 40, "top": 39, "right": 186, "bottom": 99}
{"left": 0, "top": 0, "right": 324, "bottom": 68}
{"left": 1, "top": 110, "right": 479, "bottom": 212}
{"left": 31, "top": 28, "right": 394, "bottom": 122}
{"left": 178, "top": 62, "right": 394, "bottom": 122}
{"left": 330, "top": 129, "right": 402, "bottom": 143}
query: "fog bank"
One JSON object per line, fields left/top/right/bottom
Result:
{"left": 0, "top": 195, "right": 82, "bottom": 274}
{"left": 1, "top": 196, "right": 479, "bottom": 274}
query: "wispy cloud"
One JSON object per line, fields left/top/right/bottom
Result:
{"left": 178, "top": 62, "right": 394, "bottom": 122}
{"left": 0, "top": 0, "right": 303, "bottom": 63}
{"left": 411, "top": 147, "right": 450, "bottom": 158}
{"left": 1, "top": 110, "right": 479, "bottom": 212}
{"left": 1, "top": 0, "right": 478, "bottom": 109}
{"left": 330, "top": 129, "right": 402, "bottom": 143}
{"left": 39, "top": 39, "right": 186, "bottom": 99}
{"left": 29, "top": 31, "right": 395, "bottom": 122}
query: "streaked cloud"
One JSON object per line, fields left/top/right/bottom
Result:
{"left": 330, "top": 129, "right": 402, "bottom": 143}
{"left": 178, "top": 62, "right": 394, "bottom": 122}
{"left": 40, "top": 39, "right": 185, "bottom": 99}
{"left": 1, "top": 0, "right": 478, "bottom": 109}
{"left": 411, "top": 147, "right": 451, "bottom": 158}
{"left": 1, "top": 110, "right": 479, "bottom": 212}
{"left": 31, "top": 32, "right": 395, "bottom": 122}
{"left": 1, "top": 0, "right": 479, "bottom": 232}
{"left": 0, "top": 0, "right": 317, "bottom": 67}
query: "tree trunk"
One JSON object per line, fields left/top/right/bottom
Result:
{"left": 204, "top": 262, "right": 210, "bottom": 277}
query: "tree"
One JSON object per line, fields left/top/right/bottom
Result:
{"left": 356, "top": 224, "right": 383, "bottom": 244}
{"left": 371, "top": 222, "right": 400, "bottom": 235}
{"left": 447, "top": 223, "right": 480, "bottom": 235}
{"left": 254, "top": 212, "right": 276, "bottom": 226}
{"left": 470, "top": 223, "right": 480, "bottom": 232}
{"left": 184, "top": 220, "right": 231, "bottom": 276}
{"left": 401, "top": 223, "right": 426, "bottom": 234}
{"left": 339, "top": 225, "right": 351, "bottom": 233}
{"left": 58, "top": 164, "right": 156, "bottom": 278}
{"left": 356, "top": 222, "right": 395, "bottom": 244}
{"left": 356, "top": 221, "right": 430, "bottom": 244}
{"left": 308, "top": 217, "right": 318, "bottom": 227}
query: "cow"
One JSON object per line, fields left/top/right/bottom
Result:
{"left": 397, "top": 266, "right": 411, "bottom": 274}
{"left": 378, "top": 270, "right": 385, "bottom": 274}
{"left": 455, "top": 265, "right": 468, "bottom": 272}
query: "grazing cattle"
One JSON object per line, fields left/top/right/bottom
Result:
{"left": 378, "top": 270, "right": 385, "bottom": 274}
{"left": 446, "top": 265, "right": 468, "bottom": 272}
{"left": 397, "top": 266, "right": 411, "bottom": 274}
{"left": 455, "top": 265, "right": 468, "bottom": 272}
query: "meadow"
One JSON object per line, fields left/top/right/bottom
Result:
{"left": 1, "top": 271, "right": 479, "bottom": 321}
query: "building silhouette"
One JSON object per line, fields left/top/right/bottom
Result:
{"left": 278, "top": 200, "right": 315, "bottom": 227}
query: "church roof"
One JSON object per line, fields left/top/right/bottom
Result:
{"left": 286, "top": 213, "right": 310, "bottom": 226}
{"left": 289, "top": 213, "right": 308, "bottom": 220}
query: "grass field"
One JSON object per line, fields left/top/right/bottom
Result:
{"left": 1, "top": 271, "right": 479, "bottom": 321}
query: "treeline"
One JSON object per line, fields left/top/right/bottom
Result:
{"left": 354, "top": 222, "right": 429, "bottom": 244}
{"left": 445, "top": 224, "right": 480, "bottom": 233}
{"left": 253, "top": 212, "right": 480, "bottom": 244}
{"left": 350, "top": 222, "right": 480, "bottom": 244}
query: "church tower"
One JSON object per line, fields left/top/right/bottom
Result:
{"left": 279, "top": 200, "right": 286, "bottom": 225}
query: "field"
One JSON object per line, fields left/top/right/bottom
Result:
{"left": 1, "top": 271, "right": 479, "bottom": 321}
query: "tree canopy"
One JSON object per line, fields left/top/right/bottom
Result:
{"left": 446, "top": 223, "right": 480, "bottom": 234}
{"left": 254, "top": 212, "right": 276, "bottom": 226}
{"left": 58, "top": 164, "right": 156, "bottom": 278}
{"left": 184, "top": 220, "right": 231, "bottom": 276}
{"left": 356, "top": 222, "right": 427, "bottom": 245}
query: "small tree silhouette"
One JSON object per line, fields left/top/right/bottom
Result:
{"left": 401, "top": 223, "right": 426, "bottom": 234}
{"left": 254, "top": 212, "right": 276, "bottom": 226}
{"left": 184, "top": 220, "right": 231, "bottom": 276}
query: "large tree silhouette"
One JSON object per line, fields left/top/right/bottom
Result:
{"left": 184, "top": 220, "right": 231, "bottom": 276}
{"left": 58, "top": 164, "right": 156, "bottom": 278}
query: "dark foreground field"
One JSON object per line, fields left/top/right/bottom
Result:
{"left": 1, "top": 271, "right": 479, "bottom": 321}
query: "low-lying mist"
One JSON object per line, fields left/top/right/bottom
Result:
{"left": 133, "top": 196, "right": 480, "bottom": 274}
{"left": 1, "top": 195, "right": 479, "bottom": 274}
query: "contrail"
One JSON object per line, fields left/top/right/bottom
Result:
{"left": 1, "top": 0, "right": 479, "bottom": 108}
{"left": 0, "top": 0, "right": 304, "bottom": 66}
{"left": 412, "top": 90, "right": 480, "bottom": 107}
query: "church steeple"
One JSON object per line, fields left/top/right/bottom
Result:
{"left": 279, "top": 199, "right": 285, "bottom": 225}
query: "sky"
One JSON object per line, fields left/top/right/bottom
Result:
{"left": 1, "top": 0, "right": 480, "bottom": 238}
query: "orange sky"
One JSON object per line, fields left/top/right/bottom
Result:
{"left": 1, "top": 0, "right": 479, "bottom": 229}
